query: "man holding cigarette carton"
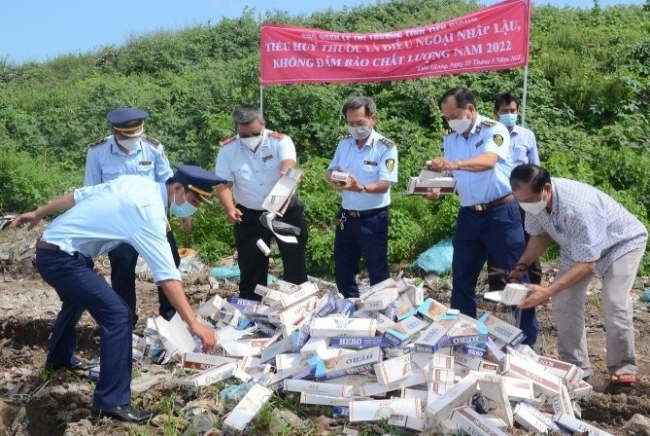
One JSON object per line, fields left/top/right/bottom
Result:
{"left": 325, "top": 96, "right": 399, "bottom": 298}
{"left": 425, "top": 86, "right": 538, "bottom": 347}
{"left": 215, "top": 104, "right": 308, "bottom": 301}
{"left": 509, "top": 164, "right": 647, "bottom": 385}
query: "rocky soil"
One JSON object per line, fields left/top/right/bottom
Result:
{"left": 1, "top": 227, "right": 650, "bottom": 436}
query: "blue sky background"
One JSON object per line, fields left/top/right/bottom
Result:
{"left": 1, "top": 0, "right": 645, "bottom": 65}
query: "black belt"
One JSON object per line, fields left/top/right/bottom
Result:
{"left": 463, "top": 194, "right": 515, "bottom": 212}
{"left": 36, "top": 239, "right": 60, "bottom": 251}
{"left": 341, "top": 207, "right": 388, "bottom": 218}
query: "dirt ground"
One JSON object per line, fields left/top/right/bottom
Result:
{"left": 1, "top": 238, "right": 650, "bottom": 435}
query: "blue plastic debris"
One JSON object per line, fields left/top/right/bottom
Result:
{"left": 219, "top": 381, "right": 255, "bottom": 402}
{"left": 640, "top": 288, "right": 650, "bottom": 303}
{"left": 410, "top": 238, "right": 454, "bottom": 275}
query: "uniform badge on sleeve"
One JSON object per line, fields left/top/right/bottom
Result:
{"left": 493, "top": 134, "right": 504, "bottom": 146}
{"left": 385, "top": 159, "right": 396, "bottom": 172}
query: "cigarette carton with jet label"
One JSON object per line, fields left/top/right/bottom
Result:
{"left": 268, "top": 296, "right": 318, "bottom": 326}
{"left": 310, "top": 317, "right": 377, "bottom": 338}
{"left": 300, "top": 393, "right": 352, "bottom": 407}
{"left": 359, "top": 370, "right": 428, "bottom": 397}
{"left": 362, "top": 288, "right": 398, "bottom": 311}
{"left": 223, "top": 384, "right": 273, "bottom": 432}
{"left": 349, "top": 398, "right": 422, "bottom": 422}
{"left": 284, "top": 379, "right": 354, "bottom": 397}
{"left": 384, "top": 316, "right": 430, "bottom": 347}
{"left": 353, "top": 309, "right": 395, "bottom": 334}
{"left": 374, "top": 354, "right": 415, "bottom": 385}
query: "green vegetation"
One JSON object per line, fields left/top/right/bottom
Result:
{"left": 1, "top": 0, "right": 649, "bottom": 274}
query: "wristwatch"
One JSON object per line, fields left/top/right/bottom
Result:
{"left": 360, "top": 185, "right": 367, "bottom": 193}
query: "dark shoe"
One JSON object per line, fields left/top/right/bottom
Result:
{"left": 92, "top": 404, "right": 154, "bottom": 423}
{"left": 46, "top": 356, "right": 95, "bottom": 371}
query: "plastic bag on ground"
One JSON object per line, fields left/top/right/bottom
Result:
{"left": 410, "top": 238, "right": 454, "bottom": 276}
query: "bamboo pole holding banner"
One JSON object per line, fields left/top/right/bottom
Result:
{"left": 521, "top": 65, "right": 529, "bottom": 127}
{"left": 259, "top": 10, "right": 265, "bottom": 116}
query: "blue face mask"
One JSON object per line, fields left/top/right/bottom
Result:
{"left": 499, "top": 113, "right": 518, "bottom": 127}
{"left": 170, "top": 190, "right": 197, "bottom": 218}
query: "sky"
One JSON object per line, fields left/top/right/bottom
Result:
{"left": 1, "top": 0, "right": 645, "bottom": 65}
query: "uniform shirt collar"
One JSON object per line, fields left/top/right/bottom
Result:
{"left": 468, "top": 113, "right": 487, "bottom": 135}
{"left": 110, "top": 136, "right": 142, "bottom": 155}
{"left": 510, "top": 124, "right": 521, "bottom": 136}
{"left": 354, "top": 129, "right": 377, "bottom": 149}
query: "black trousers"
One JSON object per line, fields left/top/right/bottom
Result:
{"left": 234, "top": 198, "right": 308, "bottom": 301}
{"left": 486, "top": 206, "right": 543, "bottom": 290}
{"left": 108, "top": 230, "right": 180, "bottom": 326}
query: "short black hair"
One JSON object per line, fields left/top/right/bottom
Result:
{"left": 494, "top": 92, "right": 520, "bottom": 111}
{"left": 510, "top": 164, "right": 551, "bottom": 193}
{"left": 342, "top": 96, "right": 376, "bottom": 118}
{"left": 232, "top": 104, "right": 265, "bottom": 126}
{"left": 438, "top": 86, "right": 476, "bottom": 109}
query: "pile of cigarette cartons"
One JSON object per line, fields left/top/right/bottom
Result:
{"left": 406, "top": 169, "right": 457, "bottom": 195}
{"left": 126, "top": 277, "right": 612, "bottom": 435}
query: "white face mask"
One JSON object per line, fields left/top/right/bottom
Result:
{"left": 240, "top": 135, "right": 263, "bottom": 151}
{"left": 347, "top": 125, "right": 373, "bottom": 140}
{"left": 519, "top": 192, "right": 548, "bottom": 215}
{"left": 118, "top": 137, "right": 141, "bottom": 151}
{"left": 447, "top": 115, "right": 472, "bottom": 134}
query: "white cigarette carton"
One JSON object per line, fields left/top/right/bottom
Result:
{"left": 270, "top": 282, "right": 319, "bottom": 310}
{"left": 223, "top": 384, "right": 274, "bottom": 432}
{"left": 473, "top": 372, "right": 514, "bottom": 427}
{"left": 388, "top": 414, "right": 425, "bottom": 431}
{"left": 502, "top": 354, "right": 562, "bottom": 397}
{"left": 196, "top": 295, "right": 225, "bottom": 319}
{"left": 450, "top": 407, "right": 509, "bottom": 436}
{"left": 330, "top": 170, "right": 351, "bottom": 184}
{"left": 154, "top": 314, "right": 198, "bottom": 361}
{"left": 362, "top": 288, "right": 398, "bottom": 311}
{"left": 513, "top": 403, "right": 552, "bottom": 433}
{"left": 407, "top": 170, "right": 457, "bottom": 195}
{"left": 569, "top": 379, "right": 593, "bottom": 399}
{"left": 374, "top": 354, "right": 415, "bottom": 385}
{"left": 502, "top": 376, "right": 535, "bottom": 401}
{"left": 284, "top": 379, "right": 354, "bottom": 397}
{"left": 535, "top": 355, "right": 582, "bottom": 389}
{"left": 384, "top": 316, "right": 430, "bottom": 347}
{"left": 181, "top": 352, "right": 238, "bottom": 371}
{"left": 322, "top": 374, "right": 377, "bottom": 395}
{"left": 553, "top": 413, "right": 615, "bottom": 436}
{"left": 549, "top": 383, "right": 574, "bottom": 418}
{"left": 260, "top": 332, "right": 295, "bottom": 363}
{"left": 414, "top": 316, "right": 457, "bottom": 353}
{"left": 275, "top": 353, "right": 303, "bottom": 372}
{"left": 484, "top": 283, "right": 530, "bottom": 305}
{"left": 359, "top": 278, "right": 397, "bottom": 300}
{"left": 405, "top": 284, "right": 424, "bottom": 307}
{"left": 310, "top": 317, "right": 377, "bottom": 338}
{"left": 360, "top": 370, "right": 428, "bottom": 397}
{"left": 262, "top": 167, "right": 303, "bottom": 216}
{"left": 478, "top": 312, "right": 527, "bottom": 347}
{"left": 300, "top": 392, "right": 352, "bottom": 407}
{"left": 401, "top": 388, "right": 429, "bottom": 403}
{"left": 318, "top": 347, "right": 383, "bottom": 376}
{"left": 425, "top": 373, "right": 478, "bottom": 424}
{"left": 180, "top": 362, "right": 237, "bottom": 388}
{"left": 268, "top": 296, "right": 318, "bottom": 326}
{"left": 300, "top": 336, "right": 329, "bottom": 359}
{"left": 516, "top": 402, "right": 571, "bottom": 435}
{"left": 349, "top": 398, "right": 421, "bottom": 422}
{"left": 353, "top": 309, "right": 395, "bottom": 334}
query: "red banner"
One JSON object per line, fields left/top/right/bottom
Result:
{"left": 260, "top": 0, "right": 530, "bottom": 85}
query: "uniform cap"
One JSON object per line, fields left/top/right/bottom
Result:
{"left": 172, "top": 164, "right": 228, "bottom": 204}
{"left": 107, "top": 107, "right": 148, "bottom": 137}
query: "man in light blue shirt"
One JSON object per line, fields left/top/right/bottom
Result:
{"left": 84, "top": 107, "right": 182, "bottom": 326}
{"left": 326, "top": 96, "right": 398, "bottom": 298}
{"left": 487, "top": 93, "right": 542, "bottom": 290}
{"left": 10, "top": 165, "right": 225, "bottom": 423}
{"left": 510, "top": 164, "right": 647, "bottom": 384}
{"left": 426, "top": 86, "right": 537, "bottom": 347}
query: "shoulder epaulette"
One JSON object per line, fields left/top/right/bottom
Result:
{"left": 268, "top": 130, "right": 286, "bottom": 139}
{"left": 142, "top": 134, "right": 161, "bottom": 147}
{"left": 444, "top": 128, "right": 453, "bottom": 136}
{"left": 480, "top": 120, "right": 497, "bottom": 128}
{"left": 338, "top": 134, "right": 353, "bottom": 141}
{"left": 88, "top": 137, "right": 108, "bottom": 148}
{"left": 220, "top": 136, "right": 237, "bottom": 146}
{"left": 378, "top": 137, "right": 395, "bottom": 148}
